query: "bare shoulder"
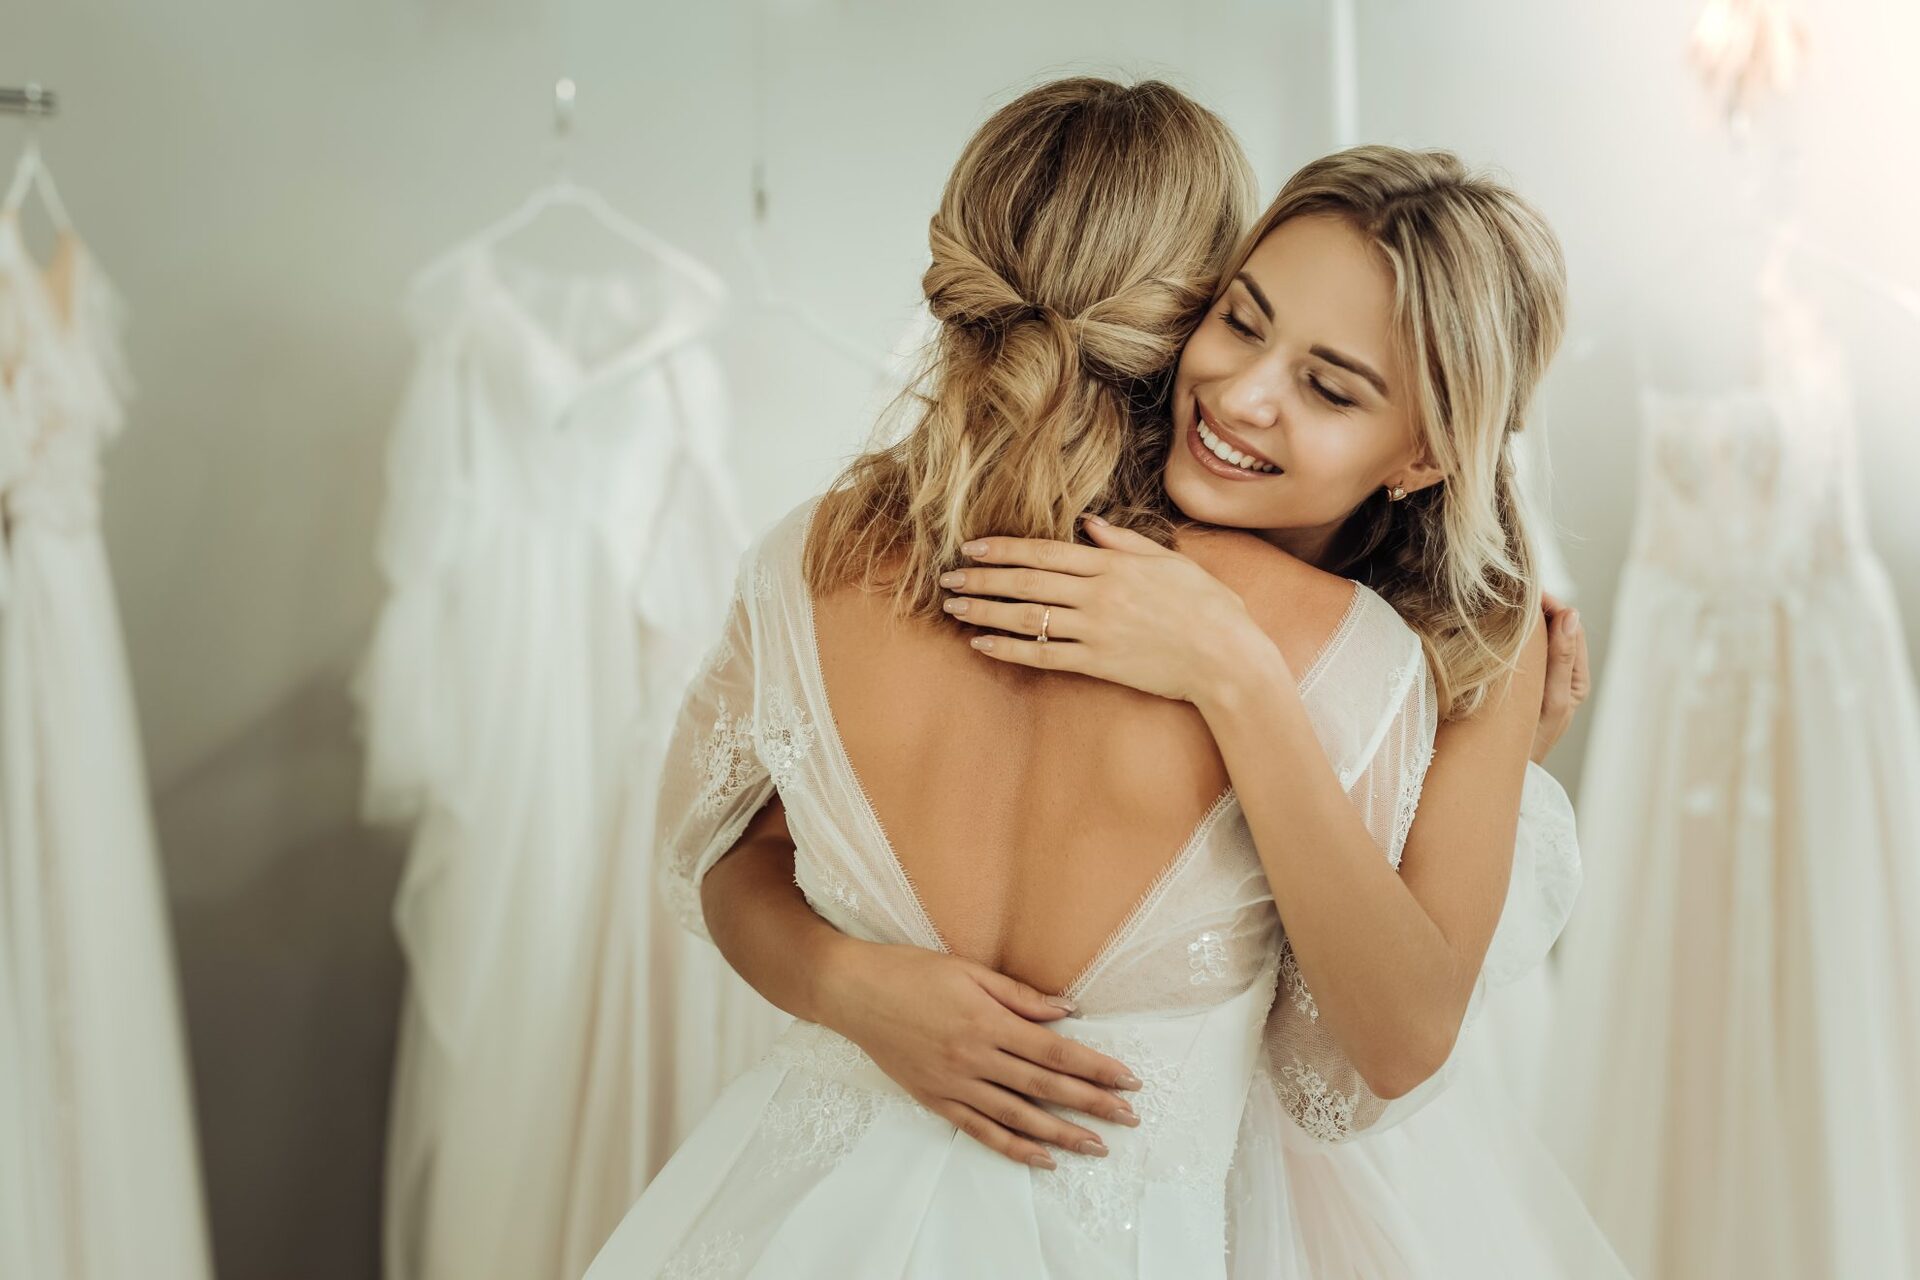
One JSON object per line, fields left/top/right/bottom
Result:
{"left": 1172, "top": 526, "right": 1358, "bottom": 655}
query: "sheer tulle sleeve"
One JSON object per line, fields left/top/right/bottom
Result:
{"left": 351, "top": 319, "right": 471, "bottom": 827}
{"left": 652, "top": 561, "right": 778, "bottom": 944}
{"left": 1259, "top": 643, "right": 1450, "bottom": 1142}
{"left": 1261, "top": 640, "right": 1586, "bottom": 1143}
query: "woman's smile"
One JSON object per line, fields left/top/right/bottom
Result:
{"left": 1185, "top": 400, "right": 1283, "bottom": 480}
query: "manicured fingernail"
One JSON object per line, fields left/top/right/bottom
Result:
{"left": 944, "top": 598, "right": 969, "bottom": 615}
{"left": 1083, "top": 511, "right": 1108, "bottom": 527}
{"left": 962, "top": 540, "right": 987, "bottom": 556}
{"left": 971, "top": 636, "right": 994, "bottom": 651}
{"left": 939, "top": 571, "right": 965, "bottom": 587}
{"left": 1076, "top": 1137, "right": 1108, "bottom": 1157}
{"left": 1029, "top": 1152, "right": 1056, "bottom": 1170}
{"left": 1115, "top": 1071, "right": 1142, "bottom": 1090}
{"left": 1567, "top": 611, "right": 1581, "bottom": 637}
{"left": 1112, "top": 1106, "right": 1139, "bottom": 1126}
{"left": 1045, "top": 995, "right": 1076, "bottom": 1012}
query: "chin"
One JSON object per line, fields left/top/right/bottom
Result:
{"left": 1164, "top": 464, "right": 1268, "bottom": 531}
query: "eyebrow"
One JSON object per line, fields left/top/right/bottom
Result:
{"left": 1233, "top": 270, "right": 1392, "bottom": 400}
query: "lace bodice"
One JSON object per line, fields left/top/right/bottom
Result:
{"left": 1632, "top": 270, "right": 1873, "bottom": 597}
{"left": 0, "top": 216, "right": 129, "bottom": 540}
{"left": 655, "top": 494, "right": 1485, "bottom": 1146}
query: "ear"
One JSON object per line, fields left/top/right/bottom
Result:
{"left": 1398, "top": 453, "right": 1447, "bottom": 495}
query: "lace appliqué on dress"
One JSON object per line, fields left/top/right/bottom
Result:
{"left": 1276, "top": 941, "right": 1317, "bottom": 1021}
{"left": 818, "top": 869, "right": 859, "bottom": 915}
{"left": 758, "top": 1026, "right": 927, "bottom": 1179}
{"left": 1034, "top": 1030, "right": 1230, "bottom": 1248}
{"left": 757, "top": 688, "right": 816, "bottom": 791}
{"left": 659, "top": 1228, "right": 746, "bottom": 1280}
{"left": 1387, "top": 737, "right": 1437, "bottom": 870}
{"left": 694, "top": 698, "right": 757, "bottom": 818}
{"left": 1276, "top": 1053, "right": 1360, "bottom": 1142}
{"left": 1186, "top": 930, "right": 1227, "bottom": 984}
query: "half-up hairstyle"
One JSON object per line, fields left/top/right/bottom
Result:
{"left": 804, "top": 76, "right": 1255, "bottom": 617}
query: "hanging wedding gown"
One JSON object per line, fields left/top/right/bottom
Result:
{"left": 0, "top": 212, "right": 213, "bottom": 1278}
{"left": 353, "top": 242, "right": 777, "bottom": 1280}
{"left": 589, "top": 494, "right": 1624, "bottom": 1277}
{"left": 1540, "top": 259, "right": 1920, "bottom": 1277}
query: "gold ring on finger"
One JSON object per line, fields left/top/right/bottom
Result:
{"left": 1038, "top": 606, "right": 1052, "bottom": 643}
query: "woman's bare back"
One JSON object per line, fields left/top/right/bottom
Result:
{"left": 812, "top": 527, "right": 1356, "bottom": 995}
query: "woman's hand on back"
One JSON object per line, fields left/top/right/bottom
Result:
{"left": 702, "top": 800, "right": 1145, "bottom": 1171}
{"left": 814, "top": 936, "right": 1145, "bottom": 1170}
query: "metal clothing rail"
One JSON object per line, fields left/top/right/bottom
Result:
{"left": 0, "top": 84, "right": 58, "bottom": 117}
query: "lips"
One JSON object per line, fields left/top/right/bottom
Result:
{"left": 1191, "top": 401, "right": 1282, "bottom": 476}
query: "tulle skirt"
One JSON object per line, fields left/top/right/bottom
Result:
{"left": 589, "top": 981, "right": 1629, "bottom": 1277}
{"left": 0, "top": 520, "right": 213, "bottom": 1280}
{"left": 1540, "top": 556, "right": 1920, "bottom": 1278}
{"left": 1226, "top": 1012, "right": 1630, "bottom": 1278}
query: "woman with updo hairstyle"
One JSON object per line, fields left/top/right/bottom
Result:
{"left": 802, "top": 75, "right": 1253, "bottom": 609}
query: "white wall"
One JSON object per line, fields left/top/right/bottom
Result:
{"left": 5, "top": 2, "right": 1321, "bottom": 1275}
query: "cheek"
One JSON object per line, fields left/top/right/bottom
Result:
{"left": 1176, "top": 326, "right": 1241, "bottom": 388}
{"left": 1285, "top": 435, "right": 1393, "bottom": 510}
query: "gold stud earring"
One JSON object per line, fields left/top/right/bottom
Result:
{"left": 1388, "top": 484, "right": 1407, "bottom": 501}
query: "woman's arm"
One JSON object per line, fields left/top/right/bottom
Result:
{"left": 1204, "top": 623, "right": 1544, "bottom": 1098}
{"left": 950, "top": 516, "right": 1551, "bottom": 1100}
{"left": 699, "top": 796, "right": 1148, "bottom": 1169}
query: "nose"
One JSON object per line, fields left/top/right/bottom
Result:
{"left": 1213, "top": 364, "right": 1282, "bottom": 435}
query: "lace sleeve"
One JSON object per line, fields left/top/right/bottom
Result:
{"left": 652, "top": 563, "right": 777, "bottom": 944}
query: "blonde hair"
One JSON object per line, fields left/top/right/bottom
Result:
{"left": 1232, "top": 146, "right": 1568, "bottom": 719}
{"left": 803, "top": 76, "right": 1255, "bottom": 616}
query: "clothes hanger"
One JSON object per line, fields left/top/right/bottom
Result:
{"left": 2, "top": 141, "right": 72, "bottom": 234}
{"left": 2, "top": 83, "right": 72, "bottom": 233}
{"left": 408, "top": 79, "right": 725, "bottom": 313}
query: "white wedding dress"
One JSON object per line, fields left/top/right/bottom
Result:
{"left": 1541, "top": 257, "right": 1920, "bottom": 1276}
{"left": 0, "top": 211, "right": 213, "bottom": 1278}
{"left": 353, "top": 243, "right": 777, "bottom": 1280}
{"left": 587, "top": 495, "right": 1626, "bottom": 1277}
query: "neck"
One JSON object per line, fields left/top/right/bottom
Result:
{"left": 1255, "top": 521, "right": 1340, "bottom": 571}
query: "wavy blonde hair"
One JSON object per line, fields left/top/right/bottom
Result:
{"left": 803, "top": 77, "right": 1255, "bottom": 615}
{"left": 1232, "top": 146, "right": 1568, "bottom": 720}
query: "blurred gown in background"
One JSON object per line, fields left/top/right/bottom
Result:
{"left": 1541, "top": 261, "right": 1920, "bottom": 1277}
{"left": 353, "top": 243, "right": 782, "bottom": 1280}
{"left": 0, "top": 212, "right": 214, "bottom": 1279}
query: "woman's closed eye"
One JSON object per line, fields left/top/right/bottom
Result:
{"left": 1219, "top": 308, "right": 1259, "bottom": 341}
{"left": 1216, "top": 310, "right": 1357, "bottom": 411}
{"left": 1311, "top": 376, "right": 1357, "bottom": 410}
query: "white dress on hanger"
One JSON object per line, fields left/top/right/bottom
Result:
{"left": 0, "top": 212, "right": 213, "bottom": 1279}
{"left": 590, "top": 495, "right": 1625, "bottom": 1277}
{"left": 353, "top": 241, "right": 779, "bottom": 1280}
{"left": 1540, "top": 261, "right": 1920, "bottom": 1277}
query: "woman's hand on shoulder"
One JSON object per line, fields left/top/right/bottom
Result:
{"left": 937, "top": 513, "right": 1273, "bottom": 705}
{"left": 815, "top": 938, "right": 1144, "bottom": 1169}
